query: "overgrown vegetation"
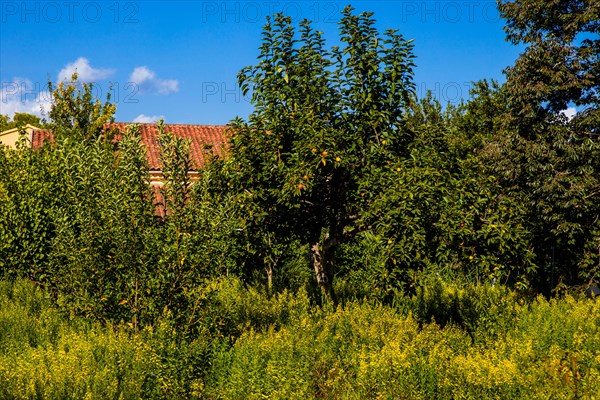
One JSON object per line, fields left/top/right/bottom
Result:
{"left": 1, "top": 278, "right": 598, "bottom": 399}
{"left": 1, "top": 2, "right": 598, "bottom": 398}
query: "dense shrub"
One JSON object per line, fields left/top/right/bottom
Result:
{"left": 0, "top": 122, "right": 246, "bottom": 330}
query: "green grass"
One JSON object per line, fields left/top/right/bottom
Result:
{"left": 1, "top": 278, "right": 599, "bottom": 399}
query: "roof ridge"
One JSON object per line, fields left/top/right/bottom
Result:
{"left": 29, "top": 123, "right": 229, "bottom": 171}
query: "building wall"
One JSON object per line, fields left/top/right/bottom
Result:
{"left": 0, "top": 125, "right": 37, "bottom": 149}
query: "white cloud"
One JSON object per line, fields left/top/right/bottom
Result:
{"left": 560, "top": 107, "right": 577, "bottom": 121}
{"left": 129, "top": 66, "right": 179, "bottom": 95}
{"left": 1, "top": 78, "right": 52, "bottom": 118}
{"left": 132, "top": 114, "right": 165, "bottom": 123}
{"left": 58, "top": 57, "right": 115, "bottom": 82}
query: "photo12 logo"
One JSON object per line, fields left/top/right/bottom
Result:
{"left": 1, "top": 2, "right": 140, "bottom": 24}
{"left": 1, "top": 81, "right": 141, "bottom": 107}
{"left": 416, "top": 81, "right": 475, "bottom": 104}
{"left": 200, "top": 2, "right": 341, "bottom": 24}
{"left": 201, "top": 81, "right": 252, "bottom": 104}
{"left": 198, "top": 1, "right": 499, "bottom": 24}
{"left": 397, "top": 1, "right": 500, "bottom": 23}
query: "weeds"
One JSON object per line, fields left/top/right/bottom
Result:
{"left": 2, "top": 277, "right": 598, "bottom": 399}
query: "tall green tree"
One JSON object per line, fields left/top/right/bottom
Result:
{"left": 499, "top": 0, "right": 599, "bottom": 136}
{"left": 229, "top": 7, "right": 416, "bottom": 299}
{"left": 485, "top": 0, "right": 600, "bottom": 291}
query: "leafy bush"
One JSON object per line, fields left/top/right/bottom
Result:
{"left": 0, "top": 90, "right": 247, "bottom": 330}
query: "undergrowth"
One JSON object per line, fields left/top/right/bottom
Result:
{"left": 1, "top": 277, "right": 598, "bottom": 399}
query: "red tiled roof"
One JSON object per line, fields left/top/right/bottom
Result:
{"left": 152, "top": 183, "right": 167, "bottom": 218}
{"left": 111, "top": 123, "right": 229, "bottom": 171}
{"left": 31, "top": 129, "right": 53, "bottom": 149}
{"left": 30, "top": 123, "right": 229, "bottom": 171}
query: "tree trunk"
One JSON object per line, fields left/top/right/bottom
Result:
{"left": 310, "top": 220, "right": 345, "bottom": 303}
{"left": 310, "top": 236, "right": 338, "bottom": 304}
{"left": 266, "top": 264, "right": 273, "bottom": 294}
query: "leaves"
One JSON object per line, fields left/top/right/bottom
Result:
{"left": 47, "top": 72, "right": 117, "bottom": 142}
{"left": 228, "top": 7, "right": 417, "bottom": 294}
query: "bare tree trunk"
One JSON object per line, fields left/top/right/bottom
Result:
{"left": 311, "top": 237, "right": 337, "bottom": 304}
{"left": 311, "top": 242, "right": 329, "bottom": 287}
{"left": 266, "top": 264, "right": 273, "bottom": 294}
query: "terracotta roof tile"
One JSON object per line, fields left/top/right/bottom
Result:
{"left": 29, "top": 123, "right": 227, "bottom": 219}
{"left": 152, "top": 183, "right": 167, "bottom": 218}
{"left": 30, "top": 123, "right": 229, "bottom": 171}
{"left": 31, "top": 129, "right": 54, "bottom": 148}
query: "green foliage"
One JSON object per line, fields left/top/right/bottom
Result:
{"left": 0, "top": 112, "right": 46, "bottom": 131}
{"left": 342, "top": 91, "right": 537, "bottom": 297}
{"left": 4, "top": 278, "right": 598, "bottom": 399}
{"left": 467, "top": 0, "right": 600, "bottom": 291}
{"left": 47, "top": 73, "right": 117, "bottom": 141}
{"left": 481, "top": 122, "right": 600, "bottom": 291}
{"left": 0, "top": 279, "right": 209, "bottom": 399}
{"left": 499, "top": 0, "right": 599, "bottom": 132}
{"left": 0, "top": 79, "right": 246, "bottom": 330}
{"left": 0, "top": 114, "right": 8, "bottom": 131}
{"left": 46, "top": 123, "right": 158, "bottom": 327}
{"left": 206, "top": 279, "right": 600, "bottom": 399}
{"left": 12, "top": 112, "right": 43, "bottom": 127}
{"left": 158, "top": 120, "right": 193, "bottom": 215}
{"left": 2, "top": 5, "right": 600, "bottom": 397}
{"left": 230, "top": 6, "right": 417, "bottom": 297}
{"left": 0, "top": 137, "right": 59, "bottom": 280}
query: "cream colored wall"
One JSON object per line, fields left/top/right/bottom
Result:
{"left": 0, "top": 129, "right": 21, "bottom": 148}
{"left": 0, "top": 125, "right": 37, "bottom": 149}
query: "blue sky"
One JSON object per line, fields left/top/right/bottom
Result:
{"left": 1, "top": 1, "right": 523, "bottom": 125}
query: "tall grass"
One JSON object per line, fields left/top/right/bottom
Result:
{"left": 0, "top": 279, "right": 206, "bottom": 399}
{"left": 1, "top": 278, "right": 599, "bottom": 399}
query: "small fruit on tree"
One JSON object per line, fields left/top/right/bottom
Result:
{"left": 230, "top": 7, "right": 416, "bottom": 300}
